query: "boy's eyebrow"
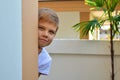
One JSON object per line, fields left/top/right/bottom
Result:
{"left": 38, "top": 25, "right": 45, "bottom": 27}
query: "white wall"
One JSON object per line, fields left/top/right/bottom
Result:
{"left": 39, "top": 40, "right": 120, "bottom": 80}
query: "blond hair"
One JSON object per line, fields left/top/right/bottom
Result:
{"left": 38, "top": 8, "right": 59, "bottom": 27}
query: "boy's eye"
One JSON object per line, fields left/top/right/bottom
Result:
{"left": 49, "top": 30, "right": 55, "bottom": 34}
{"left": 38, "top": 26, "right": 44, "bottom": 30}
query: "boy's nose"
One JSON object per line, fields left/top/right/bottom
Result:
{"left": 43, "top": 31, "right": 49, "bottom": 37}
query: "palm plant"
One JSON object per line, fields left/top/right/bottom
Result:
{"left": 72, "top": 0, "right": 120, "bottom": 80}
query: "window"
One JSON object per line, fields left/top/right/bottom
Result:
{"left": 90, "top": 11, "right": 120, "bottom": 40}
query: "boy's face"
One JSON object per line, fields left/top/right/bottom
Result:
{"left": 38, "top": 20, "right": 57, "bottom": 48}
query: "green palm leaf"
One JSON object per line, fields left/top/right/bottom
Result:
{"left": 106, "top": 0, "right": 120, "bottom": 12}
{"left": 73, "top": 0, "right": 120, "bottom": 38}
{"left": 85, "top": 0, "right": 105, "bottom": 10}
{"left": 72, "top": 19, "right": 105, "bottom": 37}
{"left": 112, "top": 15, "right": 120, "bottom": 37}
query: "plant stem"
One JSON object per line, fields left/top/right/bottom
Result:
{"left": 105, "top": 0, "right": 115, "bottom": 80}
{"left": 110, "top": 23, "right": 115, "bottom": 80}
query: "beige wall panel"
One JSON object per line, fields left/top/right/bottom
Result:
{"left": 22, "top": 0, "right": 38, "bottom": 80}
{"left": 55, "top": 12, "right": 80, "bottom": 39}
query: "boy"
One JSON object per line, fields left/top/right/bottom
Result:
{"left": 38, "top": 8, "right": 59, "bottom": 76}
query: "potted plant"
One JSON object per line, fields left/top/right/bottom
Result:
{"left": 72, "top": 0, "right": 120, "bottom": 80}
